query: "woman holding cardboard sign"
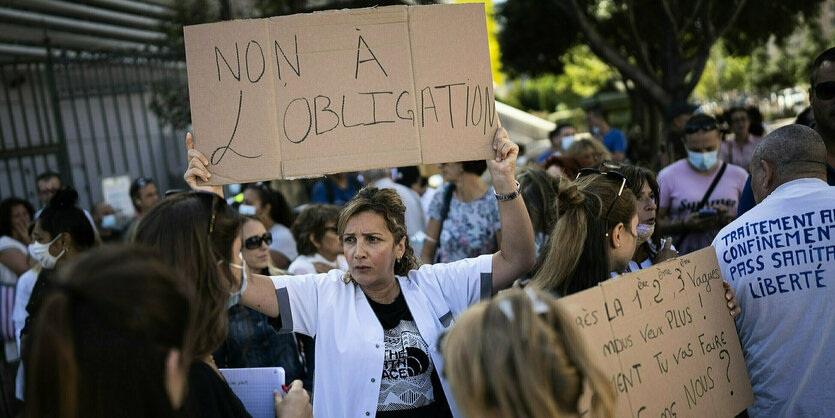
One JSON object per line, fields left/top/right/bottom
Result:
{"left": 184, "top": 127, "right": 536, "bottom": 417}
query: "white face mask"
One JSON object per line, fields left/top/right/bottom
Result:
{"left": 636, "top": 223, "right": 655, "bottom": 245}
{"left": 30, "top": 233, "right": 65, "bottom": 269}
{"left": 227, "top": 253, "right": 248, "bottom": 308}
{"left": 238, "top": 204, "right": 256, "bottom": 215}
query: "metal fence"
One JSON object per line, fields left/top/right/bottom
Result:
{"left": 0, "top": 49, "right": 190, "bottom": 212}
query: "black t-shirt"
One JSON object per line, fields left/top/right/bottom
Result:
{"left": 366, "top": 291, "right": 452, "bottom": 418}
{"left": 184, "top": 361, "right": 252, "bottom": 418}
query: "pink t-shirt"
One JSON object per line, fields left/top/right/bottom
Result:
{"left": 658, "top": 159, "right": 748, "bottom": 254}
{"left": 718, "top": 133, "right": 762, "bottom": 172}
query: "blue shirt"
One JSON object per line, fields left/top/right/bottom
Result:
{"left": 311, "top": 176, "right": 362, "bottom": 206}
{"left": 603, "top": 128, "right": 627, "bottom": 153}
{"left": 737, "top": 164, "right": 835, "bottom": 217}
{"left": 214, "top": 304, "right": 315, "bottom": 390}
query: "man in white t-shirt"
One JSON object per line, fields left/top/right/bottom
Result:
{"left": 712, "top": 125, "right": 835, "bottom": 416}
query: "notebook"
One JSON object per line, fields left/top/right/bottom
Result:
{"left": 219, "top": 367, "right": 285, "bottom": 418}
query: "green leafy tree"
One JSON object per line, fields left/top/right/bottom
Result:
{"left": 497, "top": 0, "right": 825, "bottom": 165}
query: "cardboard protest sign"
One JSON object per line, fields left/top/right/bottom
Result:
{"left": 558, "top": 247, "right": 754, "bottom": 417}
{"left": 184, "top": 4, "right": 497, "bottom": 184}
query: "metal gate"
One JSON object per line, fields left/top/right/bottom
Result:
{"left": 0, "top": 49, "right": 190, "bottom": 212}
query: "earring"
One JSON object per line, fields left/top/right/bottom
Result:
{"left": 617, "top": 243, "right": 621, "bottom": 248}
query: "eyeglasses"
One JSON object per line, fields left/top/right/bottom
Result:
{"left": 244, "top": 232, "right": 272, "bottom": 249}
{"left": 163, "top": 189, "right": 225, "bottom": 235}
{"left": 814, "top": 81, "right": 835, "bottom": 100}
{"left": 576, "top": 168, "right": 631, "bottom": 225}
{"left": 731, "top": 117, "right": 748, "bottom": 124}
{"left": 684, "top": 120, "right": 718, "bottom": 134}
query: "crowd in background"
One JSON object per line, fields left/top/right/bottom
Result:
{"left": 0, "top": 46, "right": 832, "bottom": 418}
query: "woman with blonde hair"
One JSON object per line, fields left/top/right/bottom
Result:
{"left": 440, "top": 288, "right": 615, "bottom": 418}
{"left": 565, "top": 137, "right": 611, "bottom": 169}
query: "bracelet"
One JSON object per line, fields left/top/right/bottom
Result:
{"left": 494, "top": 180, "right": 521, "bottom": 202}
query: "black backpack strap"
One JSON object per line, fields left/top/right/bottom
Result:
{"left": 679, "top": 162, "right": 728, "bottom": 243}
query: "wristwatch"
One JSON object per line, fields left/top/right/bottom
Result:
{"left": 494, "top": 180, "right": 521, "bottom": 202}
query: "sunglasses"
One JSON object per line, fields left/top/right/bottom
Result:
{"left": 576, "top": 168, "right": 631, "bottom": 226}
{"left": 684, "top": 120, "right": 718, "bottom": 134}
{"left": 164, "top": 189, "right": 225, "bottom": 235}
{"left": 815, "top": 81, "right": 835, "bottom": 100}
{"left": 244, "top": 232, "right": 272, "bottom": 249}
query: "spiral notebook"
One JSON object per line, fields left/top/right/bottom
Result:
{"left": 219, "top": 367, "right": 285, "bottom": 418}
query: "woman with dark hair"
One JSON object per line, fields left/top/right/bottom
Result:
{"left": 288, "top": 204, "right": 348, "bottom": 275}
{"left": 602, "top": 164, "right": 678, "bottom": 273}
{"left": 241, "top": 183, "right": 297, "bottom": 268}
{"left": 0, "top": 198, "right": 34, "bottom": 416}
{"left": 0, "top": 198, "right": 35, "bottom": 277}
{"left": 184, "top": 128, "right": 536, "bottom": 417}
{"left": 19, "top": 188, "right": 97, "bottom": 409}
{"left": 421, "top": 160, "right": 501, "bottom": 263}
{"left": 25, "top": 246, "right": 190, "bottom": 418}
{"left": 531, "top": 172, "right": 639, "bottom": 295}
{"left": 134, "top": 191, "right": 251, "bottom": 417}
{"left": 214, "top": 215, "right": 315, "bottom": 391}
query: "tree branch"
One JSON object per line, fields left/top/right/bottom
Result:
{"left": 660, "top": 0, "right": 680, "bottom": 40}
{"left": 626, "top": 0, "right": 654, "bottom": 74}
{"left": 681, "top": 0, "right": 704, "bottom": 35}
{"left": 682, "top": 49, "right": 711, "bottom": 94}
{"left": 554, "top": 0, "right": 671, "bottom": 107}
{"left": 709, "top": 0, "right": 748, "bottom": 45}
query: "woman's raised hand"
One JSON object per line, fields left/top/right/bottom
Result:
{"left": 487, "top": 127, "right": 519, "bottom": 194}
{"left": 184, "top": 133, "right": 224, "bottom": 197}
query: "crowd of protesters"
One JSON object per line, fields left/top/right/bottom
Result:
{"left": 0, "top": 46, "right": 832, "bottom": 417}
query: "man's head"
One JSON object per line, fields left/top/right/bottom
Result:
{"left": 666, "top": 102, "right": 698, "bottom": 133}
{"left": 682, "top": 114, "right": 722, "bottom": 172}
{"left": 549, "top": 123, "right": 576, "bottom": 151}
{"left": 586, "top": 108, "right": 609, "bottom": 132}
{"left": 36, "top": 171, "right": 62, "bottom": 206}
{"left": 749, "top": 125, "right": 827, "bottom": 203}
{"left": 130, "top": 177, "right": 159, "bottom": 215}
{"left": 810, "top": 47, "right": 835, "bottom": 140}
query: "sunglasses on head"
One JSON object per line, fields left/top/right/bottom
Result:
{"left": 684, "top": 120, "right": 718, "bottom": 134}
{"left": 135, "top": 177, "right": 154, "bottom": 188}
{"left": 244, "top": 232, "right": 272, "bottom": 250}
{"left": 164, "top": 189, "right": 225, "bottom": 235}
{"left": 576, "top": 168, "right": 632, "bottom": 226}
{"left": 815, "top": 81, "right": 835, "bottom": 100}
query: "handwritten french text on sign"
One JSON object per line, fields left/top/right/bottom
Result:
{"left": 184, "top": 4, "right": 497, "bottom": 184}
{"left": 558, "top": 247, "right": 754, "bottom": 417}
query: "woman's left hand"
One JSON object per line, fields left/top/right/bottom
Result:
{"left": 723, "top": 280, "right": 741, "bottom": 317}
{"left": 487, "top": 127, "right": 519, "bottom": 194}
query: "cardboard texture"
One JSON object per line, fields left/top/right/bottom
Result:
{"left": 558, "top": 247, "right": 754, "bottom": 417}
{"left": 184, "top": 4, "right": 497, "bottom": 184}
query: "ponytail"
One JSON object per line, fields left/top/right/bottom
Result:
{"left": 531, "top": 179, "right": 598, "bottom": 295}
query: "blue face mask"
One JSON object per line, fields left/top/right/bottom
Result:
{"left": 101, "top": 214, "right": 117, "bottom": 229}
{"left": 687, "top": 150, "right": 719, "bottom": 171}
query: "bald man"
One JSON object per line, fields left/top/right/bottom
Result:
{"left": 712, "top": 125, "right": 835, "bottom": 416}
